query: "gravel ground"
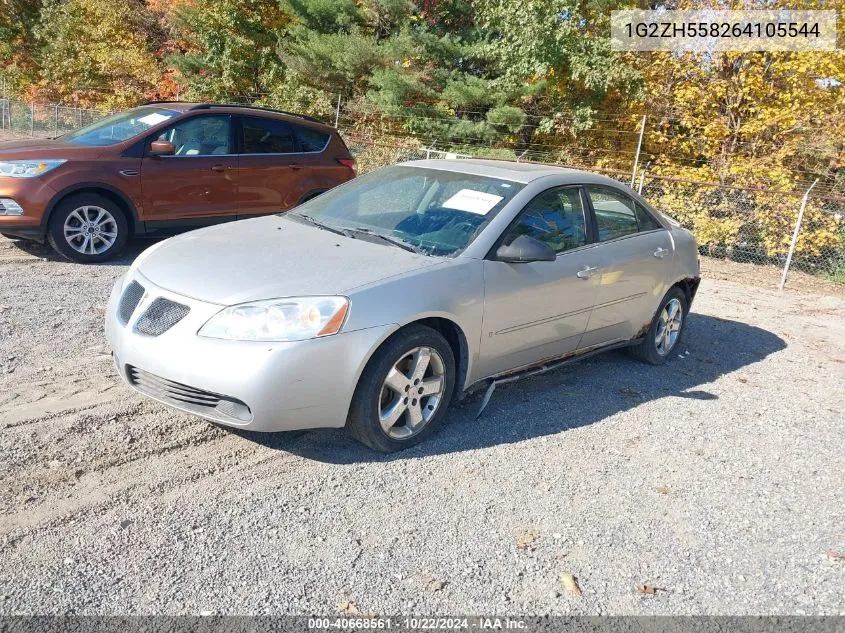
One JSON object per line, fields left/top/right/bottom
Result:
{"left": 0, "top": 235, "right": 843, "bottom": 616}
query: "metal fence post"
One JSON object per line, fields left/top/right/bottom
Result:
{"left": 779, "top": 178, "right": 820, "bottom": 290}
{"left": 334, "top": 94, "right": 341, "bottom": 128}
{"left": 54, "top": 104, "right": 59, "bottom": 136}
{"left": 630, "top": 115, "right": 646, "bottom": 187}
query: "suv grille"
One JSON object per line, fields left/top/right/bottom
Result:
{"left": 126, "top": 365, "right": 252, "bottom": 422}
{"left": 117, "top": 281, "right": 145, "bottom": 324}
{"left": 134, "top": 298, "right": 190, "bottom": 336}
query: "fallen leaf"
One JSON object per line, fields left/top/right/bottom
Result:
{"left": 421, "top": 575, "right": 445, "bottom": 592}
{"left": 636, "top": 584, "right": 665, "bottom": 595}
{"left": 737, "top": 377, "right": 748, "bottom": 383}
{"left": 656, "top": 484, "right": 670, "bottom": 495}
{"left": 515, "top": 528, "right": 539, "bottom": 551}
{"left": 337, "top": 600, "right": 359, "bottom": 614}
{"left": 827, "top": 551, "right": 844, "bottom": 561}
{"left": 559, "top": 573, "right": 582, "bottom": 595}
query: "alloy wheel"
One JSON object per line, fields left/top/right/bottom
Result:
{"left": 655, "top": 297, "right": 683, "bottom": 356}
{"left": 63, "top": 205, "right": 119, "bottom": 255}
{"left": 378, "top": 346, "right": 446, "bottom": 440}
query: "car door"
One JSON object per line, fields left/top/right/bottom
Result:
{"left": 579, "top": 185, "right": 673, "bottom": 348}
{"left": 139, "top": 114, "right": 238, "bottom": 220}
{"left": 477, "top": 186, "right": 604, "bottom": 379}
{"left": 236, "top": 115, "right": 314, "bottom": 216}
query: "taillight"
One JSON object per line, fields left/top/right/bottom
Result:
{"left": 337, "top": 158, "right": 356, "bottom": 174}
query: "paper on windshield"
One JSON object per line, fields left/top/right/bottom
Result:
{"left": 442, "top": 189, "right": 504, "bottom": 215}
{"left": 137, "top": 113, "right": 172, "bottom": 126}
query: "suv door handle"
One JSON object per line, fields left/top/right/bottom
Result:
{"left": 211, "top": 164, "right": 229, "bottom": 172}
{"left": 289, "top": 163, "right": 303, "bottom": 170}
{"left": 576, "top": 265, "right": 598, "bottom": 279}
{"left": 653, "top": 247, "right": 668, "bottom": 259}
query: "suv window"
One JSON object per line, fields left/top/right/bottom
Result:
{"left": 502, "top": 187, "right": 588, "bottom": 254}
{"left": 156, "top": 115, "right": 232, "bottom": 156}
{"left": 586, "top": 186, "right": 639, "bottom": 241}
{"left": 294, "top": 125, "right": 330, "bottom": 152}
{"left": 635, "top": 201, "right": 662, "bottom": 231}
{"left": 242, "top": 116, "right": 297, "bottom": 154}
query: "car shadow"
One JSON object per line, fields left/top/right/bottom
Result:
{"left": 8, "top": 236, "right": 162, "bottom": 266}
{"left": 233, "top": 313, "right": 786, "bottom": 462}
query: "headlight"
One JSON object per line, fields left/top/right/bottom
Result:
{"left": 198, "top": 296, "right": 349, "bottom": 342}
{"left": 0, "top": 160, "right": 66, "bottom": 178}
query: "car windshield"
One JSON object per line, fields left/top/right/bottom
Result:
{"left": 62, "top": 107, "right": 179, "bottom": 146}
{"left": 293, "top": 165, "right": 523, "bottom": 256}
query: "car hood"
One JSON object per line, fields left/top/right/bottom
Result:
{"left": 137, "top": 215, "right": 445, "bottom": 305}
{"left": 0, "top": 138, "right": 108, "bottom": 159}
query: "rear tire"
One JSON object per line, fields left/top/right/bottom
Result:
{"left": 347, "top": 325, "right": 456, "bottom": 453}
{"left": 47, "top": 193, "right": 128, "bottom": 263}
{"left": 628, "top": 286, "right": 688, "bottom": 365}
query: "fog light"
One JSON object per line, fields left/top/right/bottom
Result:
{"left": 0, "top": 198, "right": 23, "bottom": 215}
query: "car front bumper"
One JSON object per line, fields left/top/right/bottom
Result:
{"left": 0, "top": 177, "right": 57, "bottom": 238}
{"left": 105, "top": 272, "right": 394, "bottom": 432}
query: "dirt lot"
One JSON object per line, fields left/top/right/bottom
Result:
{"left": 0, "top": 235, "right": 843, "bottom": 616}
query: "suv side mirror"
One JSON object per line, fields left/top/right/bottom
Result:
{"left": 149, "top": 139, "right": 175, "bottom": 157}
{"left": 495, "top": 235, "right": 557, "bottom": 263}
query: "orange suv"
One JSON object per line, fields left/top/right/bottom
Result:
{"left": 0, "top": 102, "right": 356, "bottom": 262}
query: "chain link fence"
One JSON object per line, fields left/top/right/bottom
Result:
{"left": 0, "top": 98, "right": 842, "bottom": 287}
{"left": 570, "top": 165, "right": 845, "bottom": 285}
{"left": 0, "top": 99, "right": 107, "bottom": 139}
{"left": 342, "top": 135, "right": 470, "bottom": 173}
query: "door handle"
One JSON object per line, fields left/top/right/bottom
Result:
{"left": 653, "top": 247, "right": 668, "bottom": 259}
{"left": 289, "top": 163, "right": 303, "bottom": 170}
{"left": 210, "top": 164, "right": 229, "bottom": 172}
{"left": 576, "top": 265, "right": 598, "bottom": 279}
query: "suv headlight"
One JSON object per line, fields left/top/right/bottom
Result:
{"left": 0, "top": 160, "right": 67, "bottom": 178}
{"left": 198, "top": 296, "right": 349, "bottom": 342}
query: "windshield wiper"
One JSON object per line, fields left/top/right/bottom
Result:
{"left": 347, "top": 227, "right": 426, "bottom": 255}
{"left": 286, "top": 212, "right": 347, "bottom": 236}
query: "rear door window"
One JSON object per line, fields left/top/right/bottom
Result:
{"left": 586, "top": 186, "right": 639, "bottom": 241}
{"left": 635, "top": 201, "right": 663, "bottom": 231}
{"left": 294, "top": 125, "right": 330, "bottom": 152}
{"left": 241, "top": 116, "right": 298, "bottom": 154}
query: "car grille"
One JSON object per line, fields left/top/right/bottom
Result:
{"left": 117, "top": 281, "right": 145, "bottom": 325}
{"left": 126, "top": 365, "right": 252, "bottom": 422}
{"left": 133, "top": 297, "right": 190, "bottom": 336}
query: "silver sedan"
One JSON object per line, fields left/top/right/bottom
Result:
{"left": 105, "top": 160, "right": 700, "bottom": 452}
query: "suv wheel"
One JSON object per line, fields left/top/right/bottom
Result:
{"left": 47, "top": 194, "right": 128, "bottom": 263}
{"left": 347, "top": 325, "right": 456, "bottom": 452}
{"left": 629, "top": 286, "right": 688, "bottom": 365}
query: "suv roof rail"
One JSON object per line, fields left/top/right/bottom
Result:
{"left": 191, "top": 103, "right": 325, "bottom": 125}
{"left": 142, "top": 101, "right": 326, "bottom": 125}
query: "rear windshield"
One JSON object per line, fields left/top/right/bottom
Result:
{"left": 63, "top": 107, "right": 179, "bottom": 146}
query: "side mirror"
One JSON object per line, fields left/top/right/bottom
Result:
{"left": 495, "top": 235, "right": 557, "bottom": 263}
{"left": 149, "top": 139, "right": 175, "bottom": 157}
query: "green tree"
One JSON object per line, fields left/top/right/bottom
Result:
{"left": 168, "top": 0, "right": 289, "bottom": 101}
{"left": 33, "top": 0, "right": 163, "bottom": 107}
{"left": 0, "top": 0, "right": 43, "bottom": 94}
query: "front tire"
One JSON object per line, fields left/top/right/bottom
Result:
{"left": 47, "top": 193, "right": 128, "bottom": 263}
{"left": 347, "top": 325, "right": 456, "bottom": 453}
{"left": 629, "top": 286, "right": 688, "bottom": 365}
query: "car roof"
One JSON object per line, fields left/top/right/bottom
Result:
{"left": 141, "top": 102, "right": 332, "bottom": 130}
{"left": 398, "top": 158, "right": 628, "bottom": 186}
